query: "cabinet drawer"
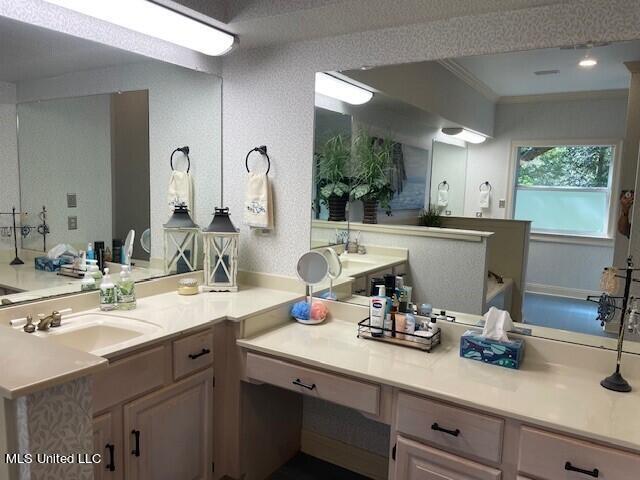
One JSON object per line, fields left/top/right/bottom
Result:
{"left": 396, "top": 392, "right": 504, "bottom": 464}
{"left": 93, "top": 345, "right": 170, "bottom": 412}
{"left": 173, "top": 330, "right": 213, "bottom": 380}
{"left": 395, "top": 435, "right": 501, "bottom": 480}
{"left": 245, "top": 353, "right": 380, "bottom": 415}
{"left": 518, "top": 427, "right": 640, "bottom": 480}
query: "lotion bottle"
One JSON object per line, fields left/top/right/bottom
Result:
{"left": 100, "top": 268, "right": 117, "bottom": 311}
{"left": 369, "top": 285, "right": 387, "bottom": 337}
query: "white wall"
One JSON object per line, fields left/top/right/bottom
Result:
{"left": 17, "top": 61, "right": 222, "bottom": 261}
{"left": 467, "top": 95, "right": 627, "bottom": 293}
{"left": 0, "top": 81, "right": 19, "bottom": 252}
{"left": 431, "top": 141, "right": 468, "bottom": 216}
{"left": 18, "top": 95, "right": 113, "bottom": 251}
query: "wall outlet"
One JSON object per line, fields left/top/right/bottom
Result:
{"left": 67, "top": 193, "right": 77, "bottom": 208}
{"left": 498, "top": 199, "right": 506, "bottom": 208}
{"left": 445, "top": 210, "right": 452, "bottom": 216}
{"left": 475, "top": 212, "right": 483, "bottom": 217}
{"left": 68, "top": 216, "right": 78, "bottom": 230}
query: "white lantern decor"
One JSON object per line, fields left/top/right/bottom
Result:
{"left": 202, "top": 207, "right": 239, "bottom": 292}
{"left": 163, "top": 203, "right": 200, "bottom": 274}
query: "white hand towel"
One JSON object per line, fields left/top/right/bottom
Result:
{"left": 479, "top": 190, "right": 490, "bottom": 209}
{"left": 244, "top": 172, "right": 273, "bottom": 229}
{"left": 437, "top": 189, "right": 449, "bottom": 207}
{"left": 482, "top": 306, "right": 514, "bottom": 342}
{"left": 168, "top": 171, "right": 194, "bottom": 214}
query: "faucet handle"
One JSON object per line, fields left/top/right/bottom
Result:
{"left": 50, "top": 311, "right": 62, "bottom": 328}
{"left": 23, "top": 315, "right": 35, "bottom": 333}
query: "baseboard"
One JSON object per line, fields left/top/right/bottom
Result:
{"left": 526, "top": 282, "right": 599, "bottom": 300}
{"left": 300, "top": 429, "right": 389, "bottom": 480}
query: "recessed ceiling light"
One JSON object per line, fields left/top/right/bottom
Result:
{"left": 579, "top": 54, "right": 598, "bottom": 68}
{"left": 43, "top": 0, "right": 236, "bottom": 56}
{"left": 441, "top": 128, "right": 487, "bottom": 144}
{"left": 315, "top": 73, "right": 373, "bottom": 105}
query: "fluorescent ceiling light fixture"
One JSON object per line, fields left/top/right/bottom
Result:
{"left": 43, "top": 0, "right": 235, "bottom": 56}
{"left": 441, "top": 128, "right": 487, "bottom": 144}
{"left": 315, "top": 73, "right": 373, "bottom": 105}
{"left": 579, "top": 53, "right": 598, "bottom": 68}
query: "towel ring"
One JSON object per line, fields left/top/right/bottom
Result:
{"left": 170, "top": 146, "right": 190, "bottom": 173}
{"left": 479, "top": 181, "right": 492, "bottom": 192}
{"left": 245, "top": 145, "right": 270, "bottom": 175}
{"left": 438, "top": 180, "right": 450, "bottom": 191}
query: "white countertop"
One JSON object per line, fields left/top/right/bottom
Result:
{"left": 0, "top": 286, "right": 303, "bottom": 399}
{"left": 238, "top": 317, "right": 640, "bottom": 452}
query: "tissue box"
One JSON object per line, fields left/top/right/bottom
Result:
{"left": 460, "top": 330, "right": 524, "bottom": 369}
{"left": 35, "top": 256, "right": 72, "bottom": 272}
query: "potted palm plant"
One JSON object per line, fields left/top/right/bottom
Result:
{"left": 315, "top": 134, "right": 351, "bottom": 221}
{"left": 351, "top": 132, "right": 395, "bottom": 224}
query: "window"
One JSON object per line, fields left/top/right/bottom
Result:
{"left": 513, "top": 143, "right": 616, "bottom": 237}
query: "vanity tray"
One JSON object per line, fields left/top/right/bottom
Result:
{"left": 357, "top": 317, "right": 441, "bottom": 352}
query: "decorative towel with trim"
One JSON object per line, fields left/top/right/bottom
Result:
{"left": 168, "top": 171, "right": 194, "bottom": 214}
{"left": 479, "top": 190, "right": 490, "bottom": 209}
{"left": 244, "top": 172, "right": 273, "bottom": 229}
{"left": 437, "top": 189, "right": 449, "bottom": 207}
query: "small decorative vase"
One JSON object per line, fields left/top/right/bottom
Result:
{"left": 327, "top": 195, "right": 348, "bottom": 222}
{"left": 362, "top": 198, "right": 379, "bottom": 224}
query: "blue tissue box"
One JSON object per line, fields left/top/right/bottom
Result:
{"left": 460, "top": 330, "right": 524, "bottom": 369}
{"left": 35, "top": 256, "right": 72, "bottom": 272}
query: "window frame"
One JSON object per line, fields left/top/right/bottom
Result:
{"left": 506, "top": 139, "right": 622, "bottom": 242}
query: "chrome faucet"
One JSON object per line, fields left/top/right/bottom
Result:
{"left": 37, "top": 311, "right": 62, "bottom": 331}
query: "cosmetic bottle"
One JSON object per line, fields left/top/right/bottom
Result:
{"left": 369, "top": 285, "right": 387, "bottom": 337}
{"left": 87, "top": 242, "right": 95, "bottom": 261}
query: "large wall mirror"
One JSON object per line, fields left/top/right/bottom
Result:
{"left": 312, "top": 40, "right": 640, "bottom": 351}
{"left": 0, "top": 17, "right": 221, "bottom": 305}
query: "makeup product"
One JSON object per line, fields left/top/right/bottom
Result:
{"left": 95, "top": 241, "right": 105, "bottom": 272}
{"left": 112, "top": 239, "right": 123, "bottom": 265}
{"left": 370, "top": 277, "right": 384, "bottom": 296}
{"left": 395, "top": 312, "right": 406, "bottom": 340}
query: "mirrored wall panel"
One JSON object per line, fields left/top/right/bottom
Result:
{"left": 311, "top": 40, "right": 640, "bottom": 351}
{"left": 0, "top": 17, "right": 221, "bottom": 306}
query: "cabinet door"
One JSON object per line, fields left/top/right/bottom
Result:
{"left": 93, "top": 411, "right": 121, "bottom": 480}
{"left": 395, "top": 436, "right": 501, "bottom": 480}
{"left": 124, "top": 368, "right": 213, "bottom": 480}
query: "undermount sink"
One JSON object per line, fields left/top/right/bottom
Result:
{"left": 34, "top": 313, "right": 161, "bottom": 355}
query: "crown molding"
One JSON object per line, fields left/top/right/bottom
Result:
{"left": 438, "top": 59, "right": 499, "bottom": 102}
{"left": 497, "top": 89, "right": 628, "bottom": 104}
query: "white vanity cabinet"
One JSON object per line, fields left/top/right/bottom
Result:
{"left": 92, "top": 329, "right": 214, "bottom": 480}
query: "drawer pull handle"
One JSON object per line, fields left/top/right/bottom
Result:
{"left": 131, "top": 430, "right": 141, "bottom": 457}
{"left": 188, "top": 348, "right": 210, "bottom": 359}
{"left": 292, "top": 378, "right": 316, "bottom": 390}
{"left": 565, "top": 462, "right": 599, "bottom": 478}
{"left": 431, "top": 422, "right": 460, "bottom": 437}
{"left": 105, "top": 444, "right": 115, "bottom": 471}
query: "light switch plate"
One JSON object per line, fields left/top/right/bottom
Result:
{"left": 68, "top": 216, "right": 78, "bottom": 230}
{"left": 67, "top": 193, "right": 77, "bottom": 208}
{"left": 476, "top": 212, "right": 483, "bottom": 217}
{"left": 498, "top": 199, "right": 506, "bottom": 208}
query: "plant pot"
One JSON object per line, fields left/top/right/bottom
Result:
{"left": 362, "top": 198, "right": 379, "bottom": 224}
{"left": 327, "top": 195, "right": 348, "bottom": 222}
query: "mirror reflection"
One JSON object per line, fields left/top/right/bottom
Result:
{"left": 0, "top": 18, "right": 221, "bottom": 306}
{"left": 312, "top": 40, "right": 640, "bottom": 349}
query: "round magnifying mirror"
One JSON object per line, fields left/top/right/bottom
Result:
{"left": 321, "top": 247, "right": 342, "bottom": 280}
{"left": 296, "top": 251, "right": 329, "bottom": 285}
